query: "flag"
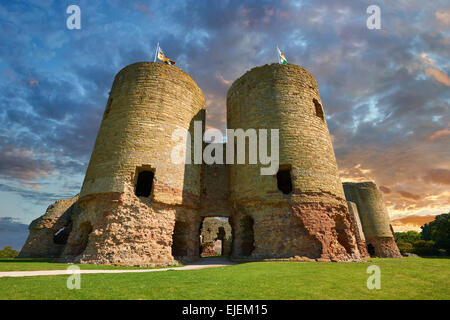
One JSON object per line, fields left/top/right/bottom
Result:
{"left": 157, "top": 46, "right": 176, "bottom": 65}
{"left": 277, "top": 46, "right": 287, "bottom": 65}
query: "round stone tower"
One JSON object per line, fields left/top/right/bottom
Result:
{"left": 227, "top": 63, "right": 362, "bottom": 261}
{"left": 61, "top": 62, "right": 205, "bottom": 266}
{"left": 343, "top": 182, "right": 401, "bottom": 258}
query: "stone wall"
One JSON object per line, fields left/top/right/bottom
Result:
{"left": 343, "top": 182, "right": 401, "bottom": 258}
{"left": 347, "top": 201, "right": 369, "bottom": 258}
{"left": 19, "top": 195, "right": 80, "bottom": 258}
{"left": 199, "top": 144, "right": 232, "bottom": 218}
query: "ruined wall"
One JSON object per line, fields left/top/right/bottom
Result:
{"left": 343, "top": 182, "right": 401, "bottom": 258}
{"left": 200, "top": 144, "right": 232, "bottom": 218}
{"left": 59, "top": 62, "right": 206, "bottom": 266}
{"left": 19, "top": 195, "right": 80, "bottom": 258}
{"left": 200, "top": 217, "right": 232, "bottom": 256}
{"left": 347, "top": 201, "right": 369, "bottom": 258}
{"left": 227, "top": 63, "right": 362, "bottom": 262}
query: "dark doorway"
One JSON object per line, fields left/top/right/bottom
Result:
{"left": 199, "top": 217, "right": 232, "bottom": 257}
{"left": 277, "top": 167, "right": 293, "bottom": 195}
{"left": 240, "top": 215, "right": 255, "bottom": 256}
{"left": 367, "top": 243, "right": 375, "bottom": 256}
{"left": 135, "top": 170, "right": 154, "bottom": 197}
{"left": 75, "top": 221, "right": 92, "bottom": 256}
{"left": 53, "top": 223, "right": 72, "bottom": 245}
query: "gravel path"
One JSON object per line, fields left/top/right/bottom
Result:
{"left": 0, "top": 258, "right": 238, "bottom": 278}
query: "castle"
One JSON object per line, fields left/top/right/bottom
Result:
{"left": 19, "top": 62, "right": 401, "bottom": 266}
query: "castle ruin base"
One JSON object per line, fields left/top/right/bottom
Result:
{"left": 367, "top": 237, "right": 402, "bottom": 258}
{"left": 231, "top": 201, "right": 363, "bottom": 262}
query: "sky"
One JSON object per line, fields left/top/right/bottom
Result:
{"left": 0, "top": 0, "right": 449, "bottom": 247}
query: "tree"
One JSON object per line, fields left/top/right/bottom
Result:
{"left": 0, "top": 246, "right": 19, "bottom": 258}
{"left": 394, "top": 231, "right": 421, "bottom": 243}
{"left": 396, "top": 240, "right": 414, "bottom": 255}
{"left": 413, "top": 240, "right": 438, "bottom": 256}
{"left": 421, "top": 213, "right": 450, "bottom": 252}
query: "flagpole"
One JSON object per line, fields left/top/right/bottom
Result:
{"left": 153, "top": 42, "right": 159, "bottom": 62}
{"left": 277, "top": 45, "right": 281, "bottom": 64}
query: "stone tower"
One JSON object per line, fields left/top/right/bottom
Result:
{"left": 59, "top": 62, "right": 205, "bottom": 266}
{"left": 343, "top": 182, "right": 401, "bottom": 258}
{"left": 226, "top": 63, "right": 364, "bottom": 261}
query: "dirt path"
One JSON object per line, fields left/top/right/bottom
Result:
{"left": 0, "top": 258, "right": 238, "bottom": 278}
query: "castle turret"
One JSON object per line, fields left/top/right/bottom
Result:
{"left": 60, "top": 62, "right": 206, "bottom": 266}
{"left": 343, "top": 182, "right": 401, "bottom": 258}
{"left": 226, "top": 63, "right": 362, "bottom": 261}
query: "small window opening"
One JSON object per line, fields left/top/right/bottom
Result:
{"left": 277, "top": 167, "right": 293, "bottom": 195}
{"left": 53, "top": 225, "right": 71, "bottom": 245}
{"left": 313, "top": 99, "right": 324, "bottom": 120}
{"left": 135, "top": 170, "right": 154, "bottom": 197}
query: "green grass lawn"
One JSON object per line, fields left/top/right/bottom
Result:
{"left": 0, "top": 257, "right": 448, "bottom": 300}
{"left": 0, "top": 258, "right": 181, "bottom": 271}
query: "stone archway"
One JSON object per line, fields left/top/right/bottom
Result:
{"left": 63, "top": 221, "right": 93, "bottom": 257}
{"left": 199, "top": 217, "right": 232, "bottom": 257}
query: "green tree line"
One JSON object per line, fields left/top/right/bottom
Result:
{"left": 0, "top": 246, "right": 19, "bottom": 258}
{"left": 395, "top": 213, "right": 449, "bottom": 256}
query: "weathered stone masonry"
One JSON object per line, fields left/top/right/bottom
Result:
{"left": 19, "top": 62, "right": 400, "bottom": 265}
{"left": 343, "top": 182, "right": 401, "bottom": 258}
{"left": 227, "top": 64, "right": 364, "bottom": 262}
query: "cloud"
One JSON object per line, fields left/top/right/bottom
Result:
{"left": 435, "top": 9, "right": 450, "bottom": 25}
{"left": 379, "top": 186, "right": 391, "bottom": 194}
{"left": 391, "top": 214, "right": 437, "bottom": 232}
{"left": 134, "top": 2, "right": 152, "bottom": 16}
{"left": 425, "top": 68, "right": 450, "bottom": 86}
{"left": 423, "top": 168, "right": 450, "bottom": 185}
{"left": 0, "top": 142, "right": 53, "bottom": 181}
{"left": 396, "top": 190, "right": 422, "bottom": 201}
{"left": 0, "top": 217, "right": 28, "bottom": 250}
{"left": 0, "top": 183, "right": 76, "bottom": 205}
{"left": 429, "top": 127, "right": 450, "bottom": 141}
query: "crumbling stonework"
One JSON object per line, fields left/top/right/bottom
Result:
{"left": 20, "top": 62, "right": 398, "bottom": 265}
{"left": 343, "top": 182, "right": 401, "bottom": 258}
{"left": 347, "top": 201, "right": 369, "bottom": 258}
{"left": 18, "top": 195, "right": 80, "bottom": 258}
{"left": 59, "top": 180, "right": 199, "bottom": 266}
